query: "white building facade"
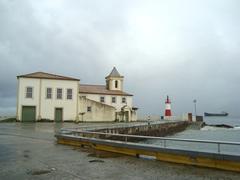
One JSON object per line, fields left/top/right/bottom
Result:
{"left": 16, "top": 68, "right": 137, "bottom": 122}
{"left": 16, "top": 72, "right": 79, "bottom": 122}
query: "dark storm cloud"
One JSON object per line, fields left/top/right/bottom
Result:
{"left": 0, "top": 0, "right": 240, "bottom": 116}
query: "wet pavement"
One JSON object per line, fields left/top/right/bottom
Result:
{"left": 0, "top": 123, "right": 240, "bottom": 180}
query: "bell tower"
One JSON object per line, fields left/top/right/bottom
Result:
{"left": 105, "top": 67, "right": 124, "bottom": 91}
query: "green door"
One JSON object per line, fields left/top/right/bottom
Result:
{"left": 22, "top": 106, "right": 36, "bottom": 122}
{"left": 55, "top": 108, "right": 63, "bottom": 122}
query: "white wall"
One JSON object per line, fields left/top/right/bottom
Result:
{"left": 40, "top": 79, "right": 79, "bottom": 121}
{"left": 17, "top": 78, "right": 40, "bottom": 121}
{"left": 79, "top": 97, "right": 115, "bottom": 122}
{"left": 107, "top": 77, "right": 123, "bottom": 91}
{"left": 17, "top": 78, "right": 79, "bottom": 121}
{"left": 17, "top": 77, "right": 137, "bottom": 122}
{"left": 80, "top": 93, "right": 133, "bottom": 111}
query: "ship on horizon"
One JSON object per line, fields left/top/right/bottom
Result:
{"left": 204, "top": 112, "right": 229, "bottom": 117}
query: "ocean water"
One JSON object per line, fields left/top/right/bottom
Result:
{"left": 204, "top": 116, "right": 240, "bottom": 127}
{"left": 147, "top": 116, "right": 240, "bottom": 155}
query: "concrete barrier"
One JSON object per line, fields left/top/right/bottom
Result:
{"left": 56, "top": 121, "right": 240, "bottom": 172}
{"left": 56, "top": 134, "right": 240, "bottom": 172}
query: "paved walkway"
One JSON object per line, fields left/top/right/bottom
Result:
{"left": 0, "top": 123, "right": 239, "bottom": 180}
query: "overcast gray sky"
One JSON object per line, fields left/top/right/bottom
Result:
{"left": 0, "top": 0, "right": 240, "bottom": 117}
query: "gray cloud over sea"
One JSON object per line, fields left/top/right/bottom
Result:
{"left": 0, "top": 0, "right": 240, "bottom": 117}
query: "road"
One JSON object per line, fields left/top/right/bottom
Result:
{"left": 0, "top": 123, "right": 239, "bottom": 180}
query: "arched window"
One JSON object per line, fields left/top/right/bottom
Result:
{"left": 115, "top": 80, "right": 118, "bottom": 88}
{"left": 106, "top": 80, "right": 109, "bottom": 89}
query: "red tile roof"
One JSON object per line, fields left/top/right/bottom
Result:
{"left": 79, "top": 84, "right": 133, "bottom": 96}
{"left": 17, "top": 72, "right": 80, "bottom": 81}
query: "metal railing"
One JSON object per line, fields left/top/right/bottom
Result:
{"left": 59, "top": 129, "right": 240, "bottom": 155}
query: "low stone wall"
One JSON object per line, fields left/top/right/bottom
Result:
{"left": 93, "top": 121, "right": 190, "bottom": 142}
{"left": 132, "top": 121, "right": 189, "bottom": 136}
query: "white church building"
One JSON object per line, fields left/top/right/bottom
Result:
{"left": 16, "top": 67, "right": 138, "bottom": 122}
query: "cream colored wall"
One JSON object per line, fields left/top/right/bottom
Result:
{"left": 79, "top": 97, "right": 115, "bottom": 122}
{"left": 80, "top": 93, "right": 133, "bottom": 111}
{"left": 131, "top": 111, "right": 137, "bottom": 121}
{"left": 40, "top": 79, "right": 79, "bottom": 121}
{"left": 17, "top": 78, "right": 79, "bottom": 121}
{"left": 17, "top": 75, "right": 137, "bottom": 122}
{"left": 107, "top": 77, "right": 123, "bottom": 91}
{"left": 17, "top": 78, "right": 40, "bottom": 121}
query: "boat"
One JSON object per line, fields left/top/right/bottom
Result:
{"left": 204, "top": 112, "right": 229, "bottom": 117}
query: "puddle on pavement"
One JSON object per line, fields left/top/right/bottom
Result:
{"left": 89, "top": 159, "right": 105, "bottom": 163}
{"left": 23, "top": 149, "right": 31, "bottom": 159}
{"left": 27, "top": 169, "right": 52, "bottom": 175}
{"left": 24, "top": 154, "right": 30, "bottom": 158}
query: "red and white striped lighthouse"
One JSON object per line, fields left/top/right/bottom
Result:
{"left": 165, "top": 95, "right": 172, "bottom": 117}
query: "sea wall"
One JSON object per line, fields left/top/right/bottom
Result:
{"left": 93, "top": 121, "right": 190, "bottom": 141}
